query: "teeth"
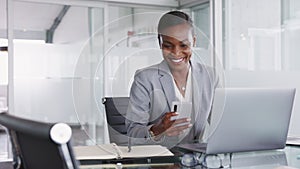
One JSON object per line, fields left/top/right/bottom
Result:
{"left": 172, "top": 58, "right": 184, "bottom": 63}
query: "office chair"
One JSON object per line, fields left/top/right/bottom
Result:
{"left": 102, "top": 97, "right": 129, "bottom": 145}
{"left": 0, "top": 112, "right": 79, "bottom": 169}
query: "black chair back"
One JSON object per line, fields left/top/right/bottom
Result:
{"left": 102, "top": 97, "right": 129, "bottom": 145}
{"left": 0, "top": 112, "right": 79, "bottom": 169}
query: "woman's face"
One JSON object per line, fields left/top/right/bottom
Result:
{"left": 160, "top": 23, "right": 195, "bottom": 72}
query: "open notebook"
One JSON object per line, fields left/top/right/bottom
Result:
{"left": 74, "top": 144, "right": 174, "bottom": 160}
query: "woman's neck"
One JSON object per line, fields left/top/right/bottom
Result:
{"left": 171, "top": 64, "right": 190, "bottom": 80}
{"left": 171, "top": 64, "right": 190, "bottom": 97}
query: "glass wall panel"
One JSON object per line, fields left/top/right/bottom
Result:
{"left": 222, "top": 0, "right": 300, "bottom": 136}
{"left": 223, "top": 0, "right": 281, "bottom": 71}
{"left": 7, "top": 0, "right": 213, "bottom": 151}
{"left": 102, "top": 7, "right": 170, "bottom": 97}
{"left": 191, "top": 3, "right": 213, "bottom": 68}
{"left": 11, "top": 1, "right": 105, "bottom": 145}
{"left": 0, "top": 39, "right": 7, "bottom": 106}
{"left": 0, "top": 0, "right": 8, "bottom": 109}
{"left": 283, "top": 0, "right": 300, "bottom": 71}
{"left": 0, "top": 0, "right": 6, "bottom": 40}
{"left": 0, "top": 0, "right": 8, "bottom": 161}
{"left": 193, "top": 3, "right": 210, "bottom": 49}
{"left": 9, "top": 1, "right": 173, "bottom": 147}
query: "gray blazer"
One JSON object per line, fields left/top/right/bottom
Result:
{"left": 125, "top": 60, "right": 220, "bottom": 148}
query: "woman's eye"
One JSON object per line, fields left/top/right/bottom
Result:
{"left": 180, "top": 44, "right": 187, "bottom": 48}
{"left": 180, "top": 43, "right": 191, "bottom": 48}
{"left": 162, "top": 44, "right": 172, "bottom": 48}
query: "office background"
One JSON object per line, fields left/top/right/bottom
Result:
{"left": 0, "top": 0, "right": 300, "bottom": 161}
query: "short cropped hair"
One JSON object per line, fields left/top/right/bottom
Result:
{"left": 157, "top": 11, "right": 194, "bottom": 45}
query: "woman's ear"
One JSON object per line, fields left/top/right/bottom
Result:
{"left": 158, "top": 34, "right": 162, "bottom": 49}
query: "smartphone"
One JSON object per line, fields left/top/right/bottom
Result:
{"left": 170, "top": 101, "right": 192, "bottom": 121}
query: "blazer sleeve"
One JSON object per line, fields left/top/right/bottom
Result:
{"left": 125, "top": 68, "right": 177, "bottom": 147}
{"left": 125, "top": 70, "right": 160, "bottom": 145}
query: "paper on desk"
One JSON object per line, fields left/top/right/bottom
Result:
{"left": 74, "top": 144, "right": 174, "bottom": 160}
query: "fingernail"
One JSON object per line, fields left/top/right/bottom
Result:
{"left": 186, "top": 118, "right": 191, "bottom": 122}
{"left": 188, "top": 124, "right": 192, "bottom": 128}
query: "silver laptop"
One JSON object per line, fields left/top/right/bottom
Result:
{"left": 177, "top": 88, "right": 296, "bottom": 155}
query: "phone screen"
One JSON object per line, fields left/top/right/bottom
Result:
{"left": 170, "top": 101, "right": 192, "bottom": 121}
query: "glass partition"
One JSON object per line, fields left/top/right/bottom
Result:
{"left": 0, "top": 0, "right": 8, "bottom": 161}
{"left": 6, "top": 0, "right": 214, "bottom": 156}
{"left": 0, "top": 0, "right": 8, "bottom": 110}
{"left": 0, "top": 39, "right": 7, "bottom": 108}
{"left": 10, "top": 1, "right": 105, "bottom": 145}
{"left": 8, "top": 0, "right": 173, "bottom": 148}
{"left": 222, "top": 0, "right": 300, "bottom": 136}
{"left": 193, "top": 3, "right": 210, "bottom": 49}
{"left": 283, "top": 0, "right": 300, "bottom": 71}
{"left": 223, "top": 0, "right": 282, "bottom": 71}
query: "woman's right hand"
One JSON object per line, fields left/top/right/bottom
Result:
{"left": 150, "top": 112, "right": 191, "bottom": 137}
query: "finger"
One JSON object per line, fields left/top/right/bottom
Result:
{"left": 166, "top": 125, "right": 192, "bottom": 136}
{"left": 166, "top": 131, "right": 182, "bottom": 137}
{"left": 172, "top": 118, "right": 191, "bottom": 124}
{"left": 165, "top": 128, "right": 183, "bottom": 136}
{"left": 166, "top": 112, "right": 179, "bottom": 119}
{"left": 165, "top": 124, "right": 192, "bottom": 136}
{"left": 166, "top": 123, "right": 191, "bottom": 133}
{"left": 163, "top": 112, "right": 179, "bottom": 126}
{"left": 174, "top": 124, "right": 192, "bottom": 131}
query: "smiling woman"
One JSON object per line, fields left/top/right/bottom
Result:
{"left": 125, "top": 10, "right": 221, "bottom": 148}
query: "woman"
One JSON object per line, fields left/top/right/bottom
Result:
{"left": 125, "top": 11, "right": 220, "bottom": 148}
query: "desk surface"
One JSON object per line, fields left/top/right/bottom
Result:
{"left": 1, "top": 146, "right": 299, "bottom": 169}
{"left": 79, "top": 146, "right": 300, "bottom": 169}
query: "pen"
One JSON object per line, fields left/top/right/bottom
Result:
{"left": 128, "top": 137, "right": 131, "bottom": 152}
{"left": 174, "top": 105, "right": 177, "bottom": 112}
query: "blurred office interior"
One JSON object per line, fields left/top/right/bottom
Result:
{"left": 0, "top": 0, "right": 300, "bottom": 161}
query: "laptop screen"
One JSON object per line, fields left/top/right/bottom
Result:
{"left": 205, "top": 88, "right": 296, "bottom": 154}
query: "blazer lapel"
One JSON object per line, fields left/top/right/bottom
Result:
{"left": 191, "top": 62, "right": 207, "bottom": 137}
{"left": 191, "top": 62, "right": 201, "bottom": 120}
{"left": 158, "top": 61, "right": 176, "bottom": 110}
